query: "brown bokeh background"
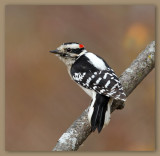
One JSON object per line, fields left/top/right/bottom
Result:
{"left": 5, "top": 5, "right": 155, "bottom": 151}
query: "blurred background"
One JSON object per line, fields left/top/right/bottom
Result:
{"left": 5, "top": 5, "right": 155, "bottom": 151}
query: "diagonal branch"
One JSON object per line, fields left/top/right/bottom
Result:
{"left": 52, "top": 41, "right": 155, "bottom": 151}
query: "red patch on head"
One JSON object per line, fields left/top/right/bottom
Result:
{"left": 79, "top": 44, "right": 84, "bottom": 48}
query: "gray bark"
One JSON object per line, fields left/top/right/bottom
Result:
{"left": 52, "top": 41, "right": 155, "bottom": 151}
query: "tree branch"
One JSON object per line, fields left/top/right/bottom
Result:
{"left": 52, "top": 41, "right": 155, "bottom": 151}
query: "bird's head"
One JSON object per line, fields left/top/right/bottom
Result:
{"left": 50, "top": 42, "right": 87, "bottom": 60}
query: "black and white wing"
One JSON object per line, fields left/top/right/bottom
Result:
{"left": 70, "top": 53, "right": 126, "bottom": 101}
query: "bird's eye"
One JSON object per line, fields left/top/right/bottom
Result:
{"left": 66, "top": 48, "right": 71, "bottom": 52}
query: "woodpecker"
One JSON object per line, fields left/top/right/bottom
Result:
{"left": 50, "top": 42, "right": 126, "bottom": 133}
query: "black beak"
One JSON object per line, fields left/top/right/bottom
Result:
{"left": 49, "top": 49, "right": 60, "bottom": 54}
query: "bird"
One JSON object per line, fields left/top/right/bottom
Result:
{"left": 50, "top": 42, "right": 126, "bottom": 133}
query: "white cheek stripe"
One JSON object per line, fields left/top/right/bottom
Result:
{"left": 85, "top": 52, "right": 107, "bottom": 70}
{"left": 78, "top": 49, "right": 87, "bottom": 56}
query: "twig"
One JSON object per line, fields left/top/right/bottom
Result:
{"left": 52, "top": 41, "right": 155, "bottom": 151}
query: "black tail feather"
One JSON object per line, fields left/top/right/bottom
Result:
{"left": 91, "top": 94, "right": 110, "bottom": 133}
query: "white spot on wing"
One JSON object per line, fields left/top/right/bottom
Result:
{"left": 96, "top": 77, "right": 102, "bottom": 84}
{"left": 103, "top": 73, "right": 113, "bottom": 79}
{"left": 100, "top": 89, "right": 105, "bottom": 93}
{"left": 93, "top": 86, "right": 97, "bottom": 90}
{"left": 103, "top": 73, "right": 108, "bottom": 79}
{"left": 86, "top": 77, "right": 92, "bottom": 86}
{"left": 105, "top": 80, "right": 111, "bottom": 88}
{"left": 111, "top": 83, "right": 118, "bottom": 90}
{"left": 73, "top": 72, "right": 86, "bottom": 81}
